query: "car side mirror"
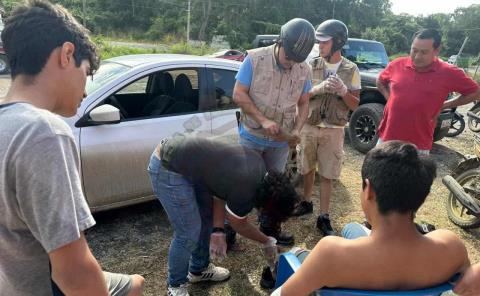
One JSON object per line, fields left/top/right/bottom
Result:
{"left": 75, "top": 104, "right": 121, "bottom": 127}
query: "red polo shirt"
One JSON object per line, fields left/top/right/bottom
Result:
{"left": 378, "top": 57, "right": 479, "bottom": 150}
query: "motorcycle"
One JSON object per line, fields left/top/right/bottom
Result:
{"left": 446, "top": 109, "right": 465, "bottom": 137}
{"left": 442, "top": 111, "right": 480, "bottom": 229}
{"left": 468, "top": 101, "right": 480, "bottom": 132}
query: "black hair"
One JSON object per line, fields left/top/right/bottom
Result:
{"left": 412, "top": 29, "right": 442, "bottom": 49}
{"left": 254, "top": 172, "right": 298, "bottom": 222}
{"left": 1, "top": 0, "right": 99, "bottom": 79}
{"left": 361, "top": 141, "right": 436, "bottom": 215}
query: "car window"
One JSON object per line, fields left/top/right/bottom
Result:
{"left": 86, "top": 61, "right": 131, "bottom": 95}
{"left": 343, "top": 40, "right": 389, "bottom": 67}
{"left": 117, "top": 77, "right": 149, "bottom": 94}
{"left": 210, "top": 68, "right": 237, "bottom": 110}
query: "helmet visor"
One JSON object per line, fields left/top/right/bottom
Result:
{"left": 315, "top": 33, "right": 333, "bottom": 42}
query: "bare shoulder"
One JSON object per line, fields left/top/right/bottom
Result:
{"left": 426, "top": 229, "right": 468, "bottom": 259}
{"left": 426, "top": 229, "right": 463, "bottom": 245}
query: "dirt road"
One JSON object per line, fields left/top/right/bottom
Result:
{"left": 86, "top": 120, "right": 480, "bottom": 296}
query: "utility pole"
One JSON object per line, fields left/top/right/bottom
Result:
{"left": 82, "top": 0, "right": 86, "bottom": 26}
{"left": 186, "top": 0, "right": 191, "bottom": 43}
{"left": 332, "top": 0, "right": 336, "bottom": 18}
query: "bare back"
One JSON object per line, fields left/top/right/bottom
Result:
{"left": 282, "top": 229, "right": 469, "bottom": 295}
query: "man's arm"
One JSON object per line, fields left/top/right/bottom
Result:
{"left": 279, "top": 237, "right": 339, "bottom": 296}
{"left": 226, "top": 211, "right": 269, "bottom": 244}
{"left": 454, "top": 263, "right": 480, "bottom": 296}
{"left": 443, "top": 89, "right": 480, "bottom": 109}
{"left": 49, "top": 233, "right": 109, "bottom": 296}
{"left": 213, "top": 197, "right": 226, "bottom": 228}
{"left": 233, "top": 81, "right": 279, "bottom": 136}
{"left": 292, "top": 92, "right": 310, "bottom": 134}
{"left": 376, "top": 78, "right": 390, "bottom": 101}
{"left": 342, "top": 89, "right": 360, "bottom": 111}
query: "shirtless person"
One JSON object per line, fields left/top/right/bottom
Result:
{"left": 272, "top": 141, "right": 470, "bottom": 295}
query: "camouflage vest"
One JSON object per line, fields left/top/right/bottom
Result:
{"left": 308, "top": 56, "right": 357, "bottom": 126}
{"left": 241, "top": 45, "right": 312, "bottom": 139}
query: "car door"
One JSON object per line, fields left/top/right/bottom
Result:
{"left": 78, "top": 64, "right": 211, "bottom": 211}
{"left": 204, "top": 65, "right": 240, "bottom": 143}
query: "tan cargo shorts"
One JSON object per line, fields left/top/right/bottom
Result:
{"left": 298, "top": 124, "right": 344, "bottom": 179}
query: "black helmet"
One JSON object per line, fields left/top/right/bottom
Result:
{"left": 279, "top": 18, "right": 315, "bottom": 63}
{"left": 315, "top": 19, "right": 348, "bottom": 53}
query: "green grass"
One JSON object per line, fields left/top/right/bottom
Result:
{"left": 93, "top": 36, "right": 215, "bottom": 60}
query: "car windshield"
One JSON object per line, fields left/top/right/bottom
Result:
{"left": 85, "top": 61, "right": 131, "bottom": 95}
{"left": 343, "top": 40, "right": 389, "bottom": 68}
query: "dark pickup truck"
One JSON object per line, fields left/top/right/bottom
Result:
{"left": 252, "top": 35, "right": 453, "bottom": 153}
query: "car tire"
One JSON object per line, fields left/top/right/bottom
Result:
{"left": 348, "top": 103, "right": 384, "bottom": 154}
{"left": 0, "top": 54, "right": 9, "bottom": 74}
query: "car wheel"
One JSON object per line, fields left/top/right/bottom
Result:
{"left": 0, "top": 54, "right": 9, "bottom": 74}
{"left": 468, "top": 106, "right": 480, "bottom": 132}
{"left": 348, "top": 103, "right": 384, "bottom": 154}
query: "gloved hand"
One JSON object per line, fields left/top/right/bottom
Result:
{"left": 310, "top": 80, "right": 331, "bottom": 96}
{"left": 209, "top": 232, "right": 227, "bottom": 261}
{"left": 326, "top": 76, "right": 348, "bottom": 97}
{"left": 262, "top": 236, "right": 278, "bottom": 270}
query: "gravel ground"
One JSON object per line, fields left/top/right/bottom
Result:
{"left": 86, "top": 105, "right": 480, "bottom": 296}
{"left": 1, "top": 75, "right": 478, "bottom": 295}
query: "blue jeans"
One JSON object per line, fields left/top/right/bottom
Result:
{"left": 147, "top": 154, "right": 212, "bottom": 287}
{"left": 293, "top": 222, "right": 370, "bottom": 264}
{"left": 239, "top": 136, "right": 289, "bottom": 173}
{"left": 341, "top": 222, "right": 371, "bottom": 239}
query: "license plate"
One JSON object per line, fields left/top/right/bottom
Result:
{"left": 441, "top": 119, "right": 452, "bottom": 128}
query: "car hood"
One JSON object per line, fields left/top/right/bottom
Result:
{"left": 359, "top": 67, "right": 383, "bottom": 87}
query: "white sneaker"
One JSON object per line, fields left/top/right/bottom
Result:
{"left": 187, "top": 263, "right": 230, "bottom": 283}
{"left": 167, "top": 284, "right": 189, "bottom": 296}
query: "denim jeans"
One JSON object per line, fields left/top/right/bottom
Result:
{"left": 292, "top": 222, "right": 371, "bottom": 264}
{"left": 147, "top": 153, "right": 212, "bottom": 287}
{"left": 239, "top": 136, "right": 289, "bottom": 173}
{"left": 341, "top": 222, "right": 371, "bottom": 239}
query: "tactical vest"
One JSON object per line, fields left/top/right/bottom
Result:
{"left": 307, "top": 57, "right": 357, "bottom": 126}
{"left": 241, "top": 45, "right": 312, "bottom": 139}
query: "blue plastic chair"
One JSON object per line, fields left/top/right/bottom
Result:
{"left": 275, "top": 252, "right": 454, "bottom": 296}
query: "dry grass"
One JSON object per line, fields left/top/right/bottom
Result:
{"left": 86, "top": 106, "right": 480, "bottom": 296}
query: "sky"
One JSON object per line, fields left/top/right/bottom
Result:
{"left": 390, "top": 0, "right": 480, "bottom": 16}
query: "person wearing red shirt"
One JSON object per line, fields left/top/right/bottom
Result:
{"left": 376, "top": 29, "right": 480, "bottom": 153}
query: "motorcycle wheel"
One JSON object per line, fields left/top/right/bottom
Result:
{"left": 468, "top": 106, "right": 480, "bottom": 132}
{"left": 446, "top": 113, "right": 465, "bottom": 137}
{"left": 447, "top": 168, "right": 480, "bottom": 229}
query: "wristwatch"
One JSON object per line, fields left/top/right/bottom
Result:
{"left": 212, "top": 227, "right": 225, "bottom": 233}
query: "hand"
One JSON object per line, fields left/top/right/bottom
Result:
{"left": 288, "top": 130, "right": 301, "bottom": 148}
{"left": 310, "top": 80, "right": 331, "bottom": 96}
{"left": 262, "top": 236, "right": 278, "bottom": 270}
{"left": 261, "top": 119, "right": 280, "bottom": 137}
{"left": 453, "top": 263, "right": 480, "bottom": 296}
{"left": 326, "top": 76, "right": 348, "bottom": 97}
{"left": 209, "top": 232, "right": 227, "bottom": 262}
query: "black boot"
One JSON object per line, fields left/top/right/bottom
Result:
{"left": 259, "top": 214, "right": 294, "bottom": 246}
{"left": 292, "top": 201, "right": 313, "bottom": 216}
{"left": 316, "top": 214, "right": 336, "bottom": 236}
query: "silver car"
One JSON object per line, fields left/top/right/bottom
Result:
{"left": 63, "top": 54, "right": 241, "bottom": 212}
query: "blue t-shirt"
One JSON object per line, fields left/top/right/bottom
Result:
{"left": 235, "top": 56, "right": 311, "bottom": 147}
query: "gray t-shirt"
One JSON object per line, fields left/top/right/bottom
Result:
{"left": 0, "top": 103, "right": 96, "bottom": 296}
